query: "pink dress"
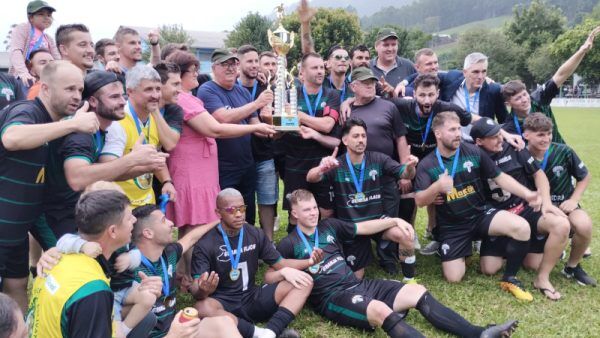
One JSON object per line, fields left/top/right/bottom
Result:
{"left": 166, "top": 92, "right": 220, "bottom": 227}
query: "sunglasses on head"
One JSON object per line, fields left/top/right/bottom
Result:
{"left": 220, "top": 205, "right": 247, "bottom": 214}
{"left": 333, "top": 55, "right": 350, "bottom": 61}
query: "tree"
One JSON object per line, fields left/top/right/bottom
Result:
{"left": 527, "top": 43, "right": 561, "bottom": 84}
{"left": 451, "top": 28, "right": 526, "bottom": 83}
{"left": 142, "top": 24, "right": 195, "bottom": 62}
{"left": 551, "top": 19, "right": 600, "bottom": 85}
{"left": 505, "top": 0, "right": 566, "bottom": 52}
{"left": 225, "top": 12, "right": 273, "bottom": 52}
{"left": 363, "top": 25, "right": 431, "bottom": 59}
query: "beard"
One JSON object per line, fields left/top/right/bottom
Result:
{"left": 95, "top": 99, "right": 124, "bottom": 121}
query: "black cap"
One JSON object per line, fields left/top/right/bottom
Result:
{"left": 470, "top": 117, "right": 502, "bottom": 140}
{"left": 83, "top": 71, "right": 119, "bottom": 99}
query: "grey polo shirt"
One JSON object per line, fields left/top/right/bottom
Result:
{"left": 369, "top": 56, "right": 416, "bottom": 87}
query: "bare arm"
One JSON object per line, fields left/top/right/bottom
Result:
{"left": 493, "top": 172, "right": 538, "bottom": 204}
{"left": 298, "top": 113, "right": 335, "bottom": 133}
{"left": 187, "top": 112, "right": 272, "bottom": 138}
{"left": 298, "top": 0, "right": 316, "bottom": 54}
{"left": 151, "top": 110, "right": 180, "bottom": 151}
{"left": 552, "top": 26, "right": 600, "bottom": 87}
{"left": 532, "top": 169, "right": 552, "bottom": 205}
{"left": 64, "top": 158, "right": 136, "bottom": 191}
{"left": 148, "top": 29, "right": 161, "bottom": 66}
{"left": 396, "top": 136, "right": 410, "bottom": 163}
{"left": 178, "top": 220, "right": 219, "bottom": 254}
{"left": 356, "top": 217, "right": 399, "bottom": 235}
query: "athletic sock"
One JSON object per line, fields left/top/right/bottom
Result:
{"left": 237, "top": 318, "right": 255, "bottom": 338}
{"left": 504, "top": 239, "right": 530, "bottom": 278}
{"left": 253, "top": 327, "right": 276, "bottom": 338}
{"left": 416, "top": 291, "right": 484, "bottom": 338}
{"left": 400, "top": 256, "right": 416, "bottom": 279}
{"left": 266, "top": 306, "right": 295, "bottom": 336}
{"left": 382, "top": 312, "right": 424, "bottom": 338}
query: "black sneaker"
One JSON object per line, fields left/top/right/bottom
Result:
{"left": 278, "top": 328, "right": 301, "bottom": 338}
{"left": 562, "top": 264, "right": 597, "bottom": 286}
{"left": 480, "top": 319, "right": 518, "bottom": 338}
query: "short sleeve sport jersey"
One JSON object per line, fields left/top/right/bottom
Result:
{"left": 393, "top": 99, "right": 472, "bottom": 160}
{"left": 535, "top": 142, "right": 588, "bottom": 205}
{"left": 191, "top": 224, "right": 282, "bottom": 304}
{"left": 349, "top": 97, "right": 406, "bottom": 159}
{"left": 197, "top": 81, "right": 256, "bottom": 172}
{"left": 161, "top": 104, "right": 184, "bottom": 134}
{"left": 0, "top": 98, "right": 51, "bottom": 244}
{"left": 483, "top": 142, "right": 539, "bottom": 210}
{"left": 133, "top": 243, "right": 182, "bottom": 338}
{"left": 324, "top": 151, "right": 406, "bottom": 222}
{"left": 281, "top": 86, "right": 340, "bottom": 174}
{"left": 414, "top": 142, "right": 501, "bottom": 226}
{"left": 502, "top": 79, "right": 564, "bottom": 144}
{"left": 276, "top": 218, "right": 360, "bottom": 310}
{"left": 242, "top": 81, "right": 274, "bottom": 162}
{"left": 322, "top": 75, "right": 354, "bottom": 102}
{"left": 0, "top": 72, "right": 26, "bottom": 110}
{"left": 101, "top": 103, "right": 160, "bottom": 206}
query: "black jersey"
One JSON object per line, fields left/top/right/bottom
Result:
{"left": 133, "top": 243, "right": 182, "bottom": 338}
{"left": 484, "top": 142, "right": 539, "bottom": 210}
{"left": 161, "top": 104, "right": 184, "bottom": 134}
{"left": 322, "top": 75, "right": 354, "bottom": 102}
{"left": 415, "top": 142, "right": 501, "bottom": 226}
{"left": 276, "top": 218, "right": 362, "bottom": 309}
{"left": 243, "top": 82, "right": 274, "bottom": 162}
{"left": 0, "top": 98, "right": 52, "bottom": 244}
{"left": 324, "top": 151, "right": 405, "bottom": 222}
{"left": 191, "top": 224, "right": 282, "bottom": 303}
{"left": 535, "top": 143, "right": 588, "bottom": 204}
{"left": 393, "top": 99, "right": 471, "bottom": 160}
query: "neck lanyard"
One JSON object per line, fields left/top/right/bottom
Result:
{"left": 415, "top": 104, "right": 434, "bottom": 147}
{"left": 463, "top": 85, "right": 480, "bottom": 113}
{"left": 218, "top": 224, "right": 244, "bottom": 273}
{"left": 329, "top": 76, "right": 346, "bottom": 102}
{"left": 513, "top": 114, "right": 523, "bottom": 136}
{"left": 296, "top": 226, "right": 319, "bottom": 255}
{"left": 540, "top": 147, "right": 551, "bottom": 170}
{"left": 129, "top": 101, "right": 149, "bottom": 144}
{"left": 159, "top": 193, "right": 169, "bottom": 213}
{"left": 140, "top": 255, "right": 170, "bottom": 297}
{"left": 302, "top": 85, "right": 323, "bottom": 117}
{"left": 159, "top": 107, "right": 165, "bottom": 116}
{"left": 435, "top": 147, "right": 461, "bottom": 178}
{"left": 94, "top": 131, "right": 103, "bottom": 157}
{"left": 346, "top": 153, "right": 366, "bottom": 193}
{"left": 238, "top": 79, "right": 258, "bottom": 100}
{"left": 26, "top": 25, "right": 45, "bottom": 60}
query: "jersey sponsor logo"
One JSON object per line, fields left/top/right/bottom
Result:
{"left": 445, "top": 185, "right": 475, "bottom": 202}
{"left": 551, "top": 194, "right": 565, "bottom": 202}
{"left": 351, "top": 295, "right": 364, "bottom": 304}
{"left": 44, "top": 274, "right": 60, "bottom": 295}
{"left": 463, "top": 160, "right": 474, "bottom": 173}
{"left": 348, "top": 193, "right": 380, "bottom": 205}
{"left": 552, "top": 166, "right": 564, "bottom": 177}
{"left": 217, "top": 244, "right": 257, "bottom": 262}
{"left": 496, "top": 155, "right": 512, "bottom": 165}
{"left": 368, "top": 169, "right": 378, "bottom": 181}
{"left": 441, "top": 243, "right": 450, "bottom": 256}
{"left": 322, "top": 255, "right": 345, "bottom": 272}
{"left": 36, "top": 167, "right": 45, "bottom": 184}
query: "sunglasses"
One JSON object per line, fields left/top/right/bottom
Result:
{"left": 219, "top": 205, "right": 247, "bottom": 214}
{"left": 333, "top": 55, "right": 350, "bottom": 61}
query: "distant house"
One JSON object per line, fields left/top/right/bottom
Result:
{"left": 127, "top": 26, "right": 228, "bottom": 73}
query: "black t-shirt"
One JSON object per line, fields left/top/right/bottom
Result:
{"left": 191, "top": 224, "right": 282, "bottom": 304}
{"left": 322, "top": 75, "right": 354, "bottom": 102}
{"left": 243, "top": 81, "right": 274, "bottom": 162}
{"left": 133, "top": 243, "right": 183, "bottom": 338}
{"left": 161, "top": 104, "right": 184, "bottom": 134}
{"left": 484, "top": 142, "right": 539, "bottom": 210}
{"left": 349, "top": 97, "right": 407, "bottom": 160}
{"left": 281, "top": 86, "right": 341, "bottom": 175}
{"left": 0, "top": 73, "right": 26, "bottom": 110}
{"left": 536, "top": 143, "right": 588, "bottom": 204}
{"left": 324, "top": 151, "right": 405, "bottom": 222}
{"left": 414, "top": 142, "right": 501, "bottom": 226}
{"left": 276, "top": 218, "right": 361, "bottom": 309}
{"left": 66, "top": 256, "right": 113, "bottom": 338}
{"left": 108, "top": 245, "right": 134, "bottom": 291}
{"left": 0, "top": 98, "right": 52, "bottom": 244}
{"left": 393, "top": 99, "right": 471, "bottom": 160}
{"left": 44, "top": 131, "right": 104, "bottom": 218}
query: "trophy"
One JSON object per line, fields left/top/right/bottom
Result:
{"left": 268, "top": 4, "right": 299, "bottom": 131}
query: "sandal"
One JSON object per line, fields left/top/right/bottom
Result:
{"left": 533, "top": 285, "right": 560, "bottom": 301}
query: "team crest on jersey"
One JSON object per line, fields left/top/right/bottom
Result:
{"left": 346, "top": 255, "right": 356, "bottom": 266}
{"left": 463, "top": 161, "right": 473, "bottom": 173}
{"left": 327, "top": 234, "right": 335, "bottom": 243}
{"left": 1, "top": 87, "right": 15, "bottom": 100}
{"left": 351, "top": 295, "right": 364, "bottom": 304}
{"left": 369, "top": 169, "right": 378, "bottom": 181}
{"left": 552, "top": 166, "right": 564, "bottom": 177}
{"left": 320, "top": 102, "right": 326, "bottom": 108}
{"left": 441, "top": 244, "right": 450, "bottom": 256}
{"left": 167, "top": 264, "right": 173, "bottom": 277}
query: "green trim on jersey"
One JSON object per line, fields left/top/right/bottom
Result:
{"left": 326, "top": 301, "right": 368, "bottom": 321}
{"left": 61, "top": 280, "right": 111, "bottom": 338}
{"left": 0, "top": 122, "right": 24, "bottom": 137}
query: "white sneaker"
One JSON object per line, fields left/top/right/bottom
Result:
{"left": 420, "top": 241, "right": 440, "bottom": 256}
{"left": 413, "top": 233, "right": 421, "bottom": 250}
{"left": 273, "top": 216, "right": 280, "bottom": 232}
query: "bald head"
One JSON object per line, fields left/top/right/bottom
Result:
{"left": 40, "top": 60, "right": 82, "bottom": 84}
{"left": 39, "top": 61, "right": 84, "bottom": 118}
{"left": 216, "top": 188, "right": 243, "bottom": 208}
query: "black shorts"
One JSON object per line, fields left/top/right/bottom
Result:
{"left": 342, "top": 235, "right": 373, "bottom": 272}
{"left": 215, "top": 283, "right": 279, "bottom": 323}
{"left": 381, "top": 176, "right": 400, "bottom": 218}
{"left": 282, "top": 172, "right": 333, "bottom": 210}
{"left": 320, "top": 279, "right": 406, "bottom": 331}
{"left": 480, "top": 205, "right": 545, "bottom": 256}
{"left": 30, "top": 213, "right": 77, "bottom": 250}
{"left": 438, "top": 208, "right": 500, "bottom": 262}
{"left": 0, "top": 238, "right": 29, "bottom": 279}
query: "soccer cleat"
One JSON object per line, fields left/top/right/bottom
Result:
{"left": 420, "top": 240, "right": 440, "bottom": 256}
{"left": 480, "top": 319, "right": 518, "bottom": 338}
{"left": 402, "top": 277, "right": 418, "bottom": 285}
{"left": 413, "top": 233, "right": 421, "bottom": 250}
{"left": 562, "top": 264, "right": 597, "bottom": 286}
{"left": 277, "top": 328, "right": 301, "bottom": 338}
{"left": 500, "top": 277, "right": 533, "bottom": 301}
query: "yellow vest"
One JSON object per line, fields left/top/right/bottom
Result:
{"left": 116, "top": 107, "right": 160, "bottom": 206}
{"left": 26, "top": 254, "right": 114, "bottom": 338}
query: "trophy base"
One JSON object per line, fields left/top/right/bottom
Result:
{"left": 273, "top": 115, "right": 299, "bottom": 132}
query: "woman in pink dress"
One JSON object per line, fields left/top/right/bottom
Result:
{"left": 165, "top": 51, "right": 274, "bottom": 282}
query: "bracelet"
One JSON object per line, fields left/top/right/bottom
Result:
{"left": 162, "top": 179, "right": 173, "bottom": 186}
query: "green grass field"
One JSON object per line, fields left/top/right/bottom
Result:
{"left": 178, "top": 107, "right": 600, "bottom": 337}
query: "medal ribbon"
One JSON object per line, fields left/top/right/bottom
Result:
{"left": 218, "top": 224, "right": 244, "bottom": 273}
{"left": 415, "top": 105, "right": 434, "bottom": 146}
{"left": 540, "top": 146, "right": 551, "bottom": 170}
{"left": 140, "top": 255, "right": 170, "bottom": 297}
{"left": 296, "top": 226, "right": 319, "bottom": 257}
{"left": 463, "top": 85, "right": 480, "bottom": 113}
{"left": 302, "top": 85, "right": 323, "bottom": 117}
{"left": 435, "top": 147, "right": 461, "bottom": 178}
{"left": 129, "top": 101, "right": 150, "bottom": 144}
{"left": 346, "top": 153, "right": 366, "bottom": 194}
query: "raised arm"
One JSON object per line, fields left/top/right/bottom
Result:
{"left": 552, "top": 26, "right": 600, "bottom": 87}
{"left": 298, "top": 0, "right": 317, "bottom": 54}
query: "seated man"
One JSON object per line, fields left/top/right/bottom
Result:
{"left": 275, "top": 189, "right": 518, "bottom": 338}
{"left": 471, "top": 117, "right": 571, "bottom": 300}
{"left": 414, "top": 112, "right": 541, "bottom": 301}
{"left": 523, "top": 113, "right": 596, "bottom": 287}
{"left": 191, "top": 188, "right": 316, "bottom": 338}
{"left": 307, "top": 118, "right": 417, "bottom": 280}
